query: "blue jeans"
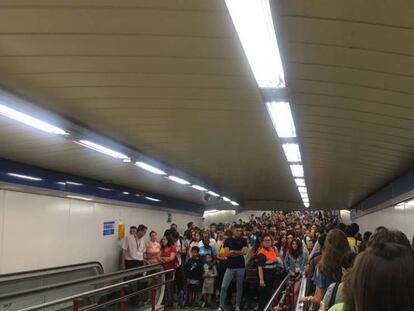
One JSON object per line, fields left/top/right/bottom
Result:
{"left": 219, "top": 268, "right": 245, "bottom": 308}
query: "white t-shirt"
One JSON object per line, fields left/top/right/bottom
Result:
{"left": 122, "top": 234, "right": 145, "bottom": 261}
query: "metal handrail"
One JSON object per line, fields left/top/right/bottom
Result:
{"left": 80, "top": 278, "right": 174, "bottom": 311}
{"left": 295, "top": 276, "right": 308, "bottom": 311}
{"left": 15, "top": 269, "right": 174, "bottom": 311}
{"left": 0, "top": 262, "right": 164, "bottom": 302}
{"left": 263, "top": 274, "right": 291, "bottom": 311}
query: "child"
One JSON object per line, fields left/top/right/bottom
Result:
{"left": 202, "top": 253, "right": 217, "bottom": 308}
{"left": 184, "top": 246, "right": 204, "bottom": 308}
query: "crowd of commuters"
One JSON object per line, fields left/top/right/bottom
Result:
{"left": 121, "top": 211, "right": 414, "bottom": 311}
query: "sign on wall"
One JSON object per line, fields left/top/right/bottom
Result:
{"left": 103, "top": 221, "right": 115, "bottom": 236}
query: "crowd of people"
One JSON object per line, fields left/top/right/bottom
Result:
{"left": 120, "top": 211, "right": 414, "bottom": 311}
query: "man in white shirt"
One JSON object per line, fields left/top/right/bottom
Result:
{"left": 121, "top": 225, "right": 147, "bottom": 269}
{"left": 121, "top": 224, "right": 147, "bottom": 305}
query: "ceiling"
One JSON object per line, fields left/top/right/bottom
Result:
{"left": 0, "top": 0, "right": 413, "bottom": 210}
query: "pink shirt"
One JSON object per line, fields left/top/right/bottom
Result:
{"left": 145, "top": 241, "right": 161, "bottom": 264}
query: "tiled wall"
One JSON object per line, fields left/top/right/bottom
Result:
{"left": 0, "top": 189, "right": 201, "bottom": 274}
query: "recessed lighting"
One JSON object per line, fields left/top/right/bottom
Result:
{"left": 295, "top": 178, "right": 306, "bottom": 187}
{"left": 76, "top": 140, "right": 130, "bottom": 161}
{"left": 135, "top": 161, "right": 166, "bottom": 175}
{"left": 135, "top": 194, "right": 141, "bottom": 197}
{"left": 7, "top": 173, "right": 42, "bottom": 181}
{"left": 66, "top": 195, "right": 92, "bottom": 201}
{"left": 290, "top": 164, "right": 304, "bottom": 177}
{"left": 192, "top": 185, "right": 207, "bottom": 191}
{"left": 230, "top": 201, "right": 239, "bottom": 206}
{"left": 207, "top": 191, "right": 220, "bottom": 197}
{"left": 225, "top": 0, "right": 285, "bottom": 88}
{"left": 266, "top": 101, "right": 296, "bottom": 138}
{"left": 222, "top": 197, "right": 231, "bottom": 202}
{"left": 168, "top": 176, "right": 190, "bottom": 185}
{"left": 122, "top": 191, "right": 130, "bottom": 195}
{"left": 145, "top": 196, "right": 161, "bottom": 202}
{"left": 0, "top": 103, "right": 69, "bottom": 135}
{"left": 282, "top": 143, "right": 301, "bottom": 162}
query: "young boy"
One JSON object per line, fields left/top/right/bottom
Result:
{"left": 202, "top": 253, "right": 217, "bottom": 308}
{"left": 184, "top": 246, "right": 204, "bottom": 308}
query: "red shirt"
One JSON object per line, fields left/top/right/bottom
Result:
{"left": 161, "top": 245, "right": 177, "bottom": 270}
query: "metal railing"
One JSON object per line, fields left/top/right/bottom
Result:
{"left": 0, "top": 263, "right": 164, "bottom": 304}
{"left": 14, "top": 268, "right": 174, "bottom": 311}
{"left": 295, "top": 276, "right": 309, "bottom": 311}
{"left": 263, "top": 274, "right": 292, "bottom": 311}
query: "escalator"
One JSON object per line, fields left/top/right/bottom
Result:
{"left": 0, "top": 262, "right": 170, "bottom": 311}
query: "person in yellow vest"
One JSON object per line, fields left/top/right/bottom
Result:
{"left": 257, "top": 233, "right": 280, "bottom": 311}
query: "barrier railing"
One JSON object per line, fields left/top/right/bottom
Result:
{"left": 0, "top": 263, "right": 164, "bottom": 304}
{"left": 295, "top": 276, "right": 309, "bottom": 311}
{"left": 263, "top": 274, "right": 293, "bottom": 311}
{"left": 13, "top": 268, "right": 174, "bottom": 311}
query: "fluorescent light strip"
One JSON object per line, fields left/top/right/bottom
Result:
{"left": 266, "top": 102, "right": 296, "bottom": 138}
{"left": 222, "top": 197, "right": 231, "bottom": 202}
{"left": 66, "top": 181, "right": 83, "bottom": 186}
{"left": 207, "top": 191, "right": 220, "bottom": 197}
{"left": 7, "top": 173, "right": 42, "bottom": 181}
{"left": 122, "top": 191, "right": 130, "bottom": 195}
{"left": 301, "top": 193, "right": 309, "bottom": 200}
{"left": 304, "top": 202, "right": 310, "bottom": 208}
{"left": 168, "top": 176, "right": 190, "bottom": 185}
{"left": 290, "top": 164, "right": 304, "bottom": 177}
{"left": 0, "top": 103, "right": 69, "bottom": 135}
{"left": 76, "top": 140, "right": 130, "bottom": 161}
{"left": 122, "top": 158, "right": 131, "bottom": 163}
{"left": 145, "top": 196, "right": 161, "bottom": 202}
{"left": 298, "top": 186, "right": 307, "bottom": 193}
{"left": 225, "top": 0, "right": 285, "bottom": 88}
{"left": 135, "top": 161, "right": 166, "bottom": 175}
{"left": 295, "top": 178, "right": 306, "bottom": 187}
{"left": 282, "top": 143, "right": 301, "bottom": 162}
{"left": 192, "top": 185, "right": 207, "bottom": 191}
{"left": 98, "top": 187, "right": 112, "bottom": 191}
{"left": 66, "top": 195, "right": 92, "bottom": 201}
{"left": 230, "top": 201, "right": 239, "bottom": 206}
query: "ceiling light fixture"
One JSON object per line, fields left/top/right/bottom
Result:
{"left": 290, "top": 164, "right": 304, "bottom": 177}
{"left": 145, "top": 196, "right": 161, "bottom": 202}
{"left": 168, "top": 176, "right": 190, "bottom": 185}
{"left": 135, "top": 161, "right": 166, "bottom": 175}
{"left": 282, "top": 143, "right": 301, "bottom": 162}
{"left": 7, "top": 172, "right": 42, "bottom": 181}
{"left": 207, "top": 191, "right": 220, "bottom": 197}
{"left": 266, "top": 102, "right": 296, "bottom": 138}
{"left": 192, "top": 185, "right": 207, "bottom": 191}
{"left": 230, "top": 201, "right": 240, "bottom": 206}
{"left": 66, "top": 181, "right": 83, "bottom": 186}
{"left": 225, "top": 0, "right": 285, "bottom": 88}
{"left": 66, "top": 195, "right": 92, "bottom": 201}
{"left": 298, "top": 186, "right": 307, "bottom": 193}
{"left": 222, "top": 197, "right": 231, "bottom": 202}
{"left": 304, "top": 202, "right": 310, "bottom": 208}
{"left": 76, "top": 140, "right": 130, "bottom": 161}
{"left": 295, "top": 178, "right": 306, "bottom": 187}
{"left": 0, "top": 103, "right": 69, "bottom": 135}
{"left": 98, "top": 187, "right": 112, "bottom": 191}
{"left": 122, "top": 191, "right": 129, "bottom": 195}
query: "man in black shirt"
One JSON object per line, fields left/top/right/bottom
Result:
{"left": 218, "top": 224, "right": 248, "bottom": 311}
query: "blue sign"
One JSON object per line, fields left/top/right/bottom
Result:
{"left": 103, "top": 221, "right": 115, "bottom": 236}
